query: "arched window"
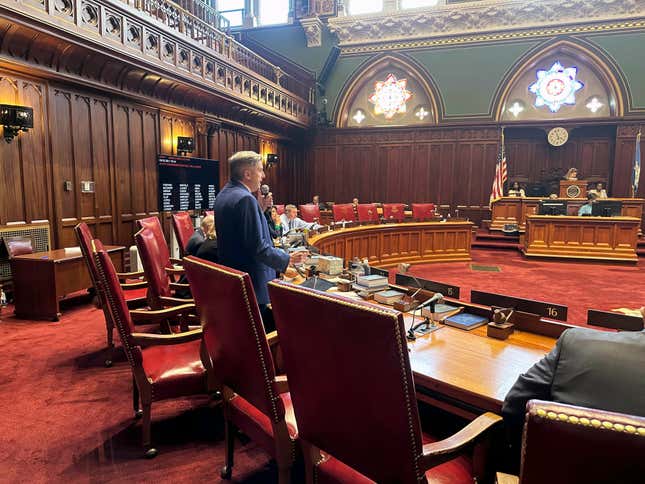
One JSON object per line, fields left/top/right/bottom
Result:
{"left": 498, "top": 42, "right": 623, "bottom": 121}
{"left": 336, "top": 56, "right": 439, "bottom": 127}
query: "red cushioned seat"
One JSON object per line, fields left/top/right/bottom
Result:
{"left": 356, "top": 203, "right": 379, "bottom": 223}
{"left": 412, "top": 203, "right": 436, "bottom": 221}
{"left": 332, "top": 203, "right": 356, "bottom": 223}
{"left": 172, "top": 211, "right": 194, "bottom": 257}
{"left": 299, "top": 204, "right": 320, "bottom": 223}
{"left": 382, "top": 203, "right": 405, "bottom": 222}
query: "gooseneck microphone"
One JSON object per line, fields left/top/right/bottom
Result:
{"left": 407, "top": 292, "right": 444, "bottom": 341}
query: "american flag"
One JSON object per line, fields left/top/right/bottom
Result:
{"left": 489, "top": 130, "right": 507, "bottom": 206}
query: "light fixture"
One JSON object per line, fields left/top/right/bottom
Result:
{"left": 352, "top": 109, "right": 366, "bottom": 124}
{"left": 415, "top": 106, "right": 429, "bottom": 120}
{"left": 0, "top": 104, "right": 34, "bottom": 143}
{"left": 177, "top": 136, "right": 194, "bottom": 155}
{"left": 508, "top": 101, "right": 525, "bottom": 118}
{"left": 585, "top": 97, "right": 603, "bottom": 113}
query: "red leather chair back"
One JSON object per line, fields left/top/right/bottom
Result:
{"left": 356, "top": 203, "right": 379, "bottom": 223}
{"left": 4, "top": 236, "right": 33, "bottom": 258}
{"left": 519, "top": 400, "right": 645, "bottom": 484}
{"left": 136, "top": 216, "right": 171, "bottom": 267}
{"left": 332, "top": 203, "right": 356, "bottom": 222}
{"left": 268, "top": 281, "right": 423, "bottom": 484}
{"left": 411, "top": 203, "right": 436, "bottom": 221}
{"left": 274, "top": 204, "right": 285, "bottom": 215}
{"left": 134, "top": 227, "right": 172, "bottom": 305}
{"left": 93, "top": 240, "right": 140, "bottom": 365}
{"left": 171, "top": 212, "right": 194, "bottom": 256}
{"left": 298, "top": 204, "right": 320, "bottom": 223}
{"left": 382, "top": 203, "right": 405, "bottom": 222}
{"left": 183, "top": 256, "right": 285, "bottom": 422}
{"left": 74, "top": 223, "right": 105, "bottom": 301}
{"left": 204, "top": 210, "right": 214, "bottom": 217}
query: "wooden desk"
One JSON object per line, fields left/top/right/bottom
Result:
{"left": 522, "top": 215, "right": 640, "bottom": 262}
{"left": 11, "top": 246, "right": 125, "bottom": 321}
{"left": 407, "top": 322, "right": 555, "bottom": 417}
{"left": 490, "top": 197, "right": 644, "bottom": 233}
{"left": 308, "top": 221, "right": 473, "bottom": 266}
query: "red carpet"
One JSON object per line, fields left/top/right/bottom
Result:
{"left": 407, "top": 249, "right": 645, "bottom": 326}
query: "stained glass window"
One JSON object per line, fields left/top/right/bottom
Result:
{"left": 368, "top": 74, "right": 412, "bottom": 119}
{"left": 528, "top": 62, "right": 584, "bottom": 112}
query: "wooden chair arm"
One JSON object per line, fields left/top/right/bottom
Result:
{"left": 159, "top": 296, "right": 195, "bottom": 306}
{"left": 121, "top": 281, "right": 148, "bottom": 290}
{"left": 169, "top": 258, "right": 183, "bottom": 265}
{"left": 126, "top": 296, "right": 149, "bottom": 310}
{"left": 169, "top": 282, "right": 190, "bottom": 290}
{"left": 266, "top": 330, "right": 279, "bottom": 347}
{"left": 420, "top": 412, "right": 502, "bottom": 469}
{"left": 130, "top": 303, "right": 196, "bottom": 323}
{"left": 117, "top": 270, "right": 145, "bottom": 279}
{"left": 496, "top": 472, "right": 519, "bottom": 484}
{"left": 273, "top": 374, "right": 289, "bottom": 394}
{"left": 165, "top": 266, "right": 185, "bottom": 276}
{"left": 130, "top": 328, "right": 202, "bottom": 347}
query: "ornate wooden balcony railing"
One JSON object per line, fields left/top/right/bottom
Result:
{"left": 1, "top": 0, "right": 314, "bottom": 127}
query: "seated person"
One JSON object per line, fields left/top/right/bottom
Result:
{"left": 264, "top": 206, "right": 283, "bottom": 240}
{"left": 588, "top": 182, "right": 608, "bottom": 199}
{"left": 577, "top": 192, "right": 598, "bottom": 216}
{"left": 507, "top": 181, "right": 525, "bottom": 197}
{"left": 563, "top": 167, "right": 578, "bottom": 180}
{"left": 280, "top": 204, "right": 322, "bottom": 234}
{"left": 194, "top": 216, "right": 218, "bottom": 263}
{"left": 501, "top": 307, "right": 645, "bottom": 471}
{"left": 312, "top": 194, "right": 326, "bottom": 210}
{"left": 352, "top": 197, "right": 359, "bottom": 210}
{"left": 185, "top": 215, "right": 212, "bottom": 256}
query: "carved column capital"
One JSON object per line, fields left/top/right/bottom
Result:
{"left": 299, "top": 16, "right": 324, "bottom": 47}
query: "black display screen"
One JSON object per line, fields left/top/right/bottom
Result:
{"left": 157, "top": 155, "right": 219, "bottom": 212}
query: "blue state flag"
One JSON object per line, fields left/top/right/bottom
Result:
{"left": 632, "top": 131, "right": 641, "bottom": 197}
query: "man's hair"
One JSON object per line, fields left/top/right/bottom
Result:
{"left": 285, "top": 204, "right": 297, "bottom": 212}
{"left": 229, "top": 151, "right": 262, "bottom": 181}
{"left": 588, "top": 192, "right": 598, "bottom": 201}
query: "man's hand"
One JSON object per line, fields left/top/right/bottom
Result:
{"left": 289, "top": 250, "right": 309, "bottom": 266}
{"left": 257, "top": 192, "right": 273, "bottom": 212}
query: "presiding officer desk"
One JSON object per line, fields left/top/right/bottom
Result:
{"left": 308, "top": 221, "right": 473, "bottom": 266}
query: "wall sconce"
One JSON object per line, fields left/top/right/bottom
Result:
{"left": 177, "top": 136, "right": 194, "bottom": 155}
{"left": 0, "top": 104, "right": 34, "bottom": 143}
{"left": 265, "top": 153, "right": 279, "bottom": 169}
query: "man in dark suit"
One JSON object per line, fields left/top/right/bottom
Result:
{"left": 502, "top": 307, "right": 645, "bottom": 468}
{"left": 214, "top": 151, "right": 307, "bottom": 325}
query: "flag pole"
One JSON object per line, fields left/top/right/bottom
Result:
{"left": 633, "top": 127, "right": 641, "bottom": 198}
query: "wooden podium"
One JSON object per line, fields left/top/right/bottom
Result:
{"left": 559, "top": 180, "right": 587, "bottom": 199}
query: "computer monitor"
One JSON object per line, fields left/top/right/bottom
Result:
{"left": 592, "top": 200, "right": 622, "bottom": 217}
{"left": 538, "top": 200, "right": 567, "bottom": 215}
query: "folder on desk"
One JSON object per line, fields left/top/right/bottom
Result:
{"left": 443, "top": 312, "right": 488, "bottom": 331}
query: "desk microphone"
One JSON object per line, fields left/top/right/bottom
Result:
{"left": 407, "top": 292, "right": 444, "bottom": 341}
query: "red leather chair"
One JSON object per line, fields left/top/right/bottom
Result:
{"left": 331, "top": 203, "right": 356, "bottom": 223}
{"left": 356, "top": 203, "right": 379, "bottom": 223}
{"left": 412, "top": 203, "right": 436, "bottom": 221}
{"left": 501, "top": 400, "right": 645, "bottom": 484}
{"left": 136, "top": 216, "right": 182, "bottom": 268}
{"left": 298, "top": 204, "right": 320, "bottom": 223}
{"left": 92, "top": 239, "right": 207, "bottom": 457}
{"left": 3, "top": 236, "right": 33, "bottom": 258}
{"left": 274, "top": 204, "right": 285, "bottom": 215}
{"left": 382, "top": 203, "right": 405, "bottom": 222}
{"left": 268, "top": 280, "right": 502, "bottom": 484}
{"left": 134, "top": 227, "right": 193, "bottom": 311}
{"left": 74, "top": 223, "right": 147, "bottom": 365}
{"left": 182, "top": 256, "right": 297, "bottom": 483}
{"left": 171, "top": 212, "right": 194, "bottom": 257}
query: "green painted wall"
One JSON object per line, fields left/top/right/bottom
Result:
{"left": 585, "top": 31, "right": 645, "bottom": 109}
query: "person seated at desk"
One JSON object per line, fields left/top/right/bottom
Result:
{"left": 312, "top": 194, "right": 326, "bottom": 210}
{"left": 264, "top": 206, "right": 283, "bottom": 240}
{"left": 185, "top": 215, "right": 212, "bottom": 256}
{"left": 195, "top": 216, "right": 218, "bottom": 263}
{"left": 507, "top": 181, "right": 525, "bottom": 197}
{"left": 563, "top": 167, "right": 578, "bottom": 180}
{"left": 280, "top": 204, "right": 323, "bottom": 234}
{"left": 588, "top": 182, "right": 608, "bottom": 199}
{"left": 578, "top": 192, "right": 598, "bottom": 216}
{"left": 501, "top": 307, "right": 645, "bottom": 472}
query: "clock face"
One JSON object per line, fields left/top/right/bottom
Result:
{"left": 548, "top": 127, "right": 569, "bottom": 146}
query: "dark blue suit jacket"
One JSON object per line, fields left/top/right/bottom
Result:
{"left": 214, "top": 180, "right": 289, "bottom": 305}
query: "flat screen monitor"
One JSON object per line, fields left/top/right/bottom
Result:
{"left": 157, "top": 155, "right": 219, "bottom": 212}
{"left": 538, "top": 200, "right": 567, "bottom": 215}
{"left": 592, "top": 200, "right": 622, "bottom": 217}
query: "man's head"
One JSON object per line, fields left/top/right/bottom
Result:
{"left": 313, "top": 195, "right": 319, "bottom": 204}
{"left": 588, "top": 192, "right": 598, "bottom": 202}
{"left": 596, "top": 182, "right": 604, "bottom": 190}
{"left": 229, "top": 151, "right": 264, "bottom": 192}
{"left": 352, "top": 197, "right": 359, "bottom": 206}
{"left": 285, "top": 204, "right": 298, "bottom": 220}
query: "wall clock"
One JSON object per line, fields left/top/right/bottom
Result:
{"left": 547, "top": 127, "right": 569, "bottom": 146}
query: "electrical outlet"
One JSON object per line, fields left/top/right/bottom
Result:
{"left": 80, "top": 181, "right": 95, "bottom": 193}
{"left": 64, "top": 180, "right": 73, "bottom": 191}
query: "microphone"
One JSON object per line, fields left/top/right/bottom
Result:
{"left": 398, "top": 263, "right": 424, "bottom": 299}
{"left": 416, "top": 292, "right": 444, "bottom": 311}
{"left": 260, "top": 184, "right": 270, "bottom": 197}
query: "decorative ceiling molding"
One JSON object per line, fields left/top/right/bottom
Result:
{"left": 328, "top": 0, "right": 645, "bottom": 49}
{"left": 300, "top": 16, "right": 324, "bottom": 47}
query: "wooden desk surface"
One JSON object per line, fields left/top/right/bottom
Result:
{"left": 13, "top": 245, "right": 124, "bottom": 262}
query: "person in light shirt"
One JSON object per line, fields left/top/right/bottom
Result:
{"left": 588, "top": 182, "right": 608, "bottom": 199}
{"left": 577, "top": 192, "right": 598, "bottom": 216}
{"left": 507, "top": 181, "right": 525, "bottom": 197}
{"left": 280, "top": 204, "right": 322, "bottom": 234}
